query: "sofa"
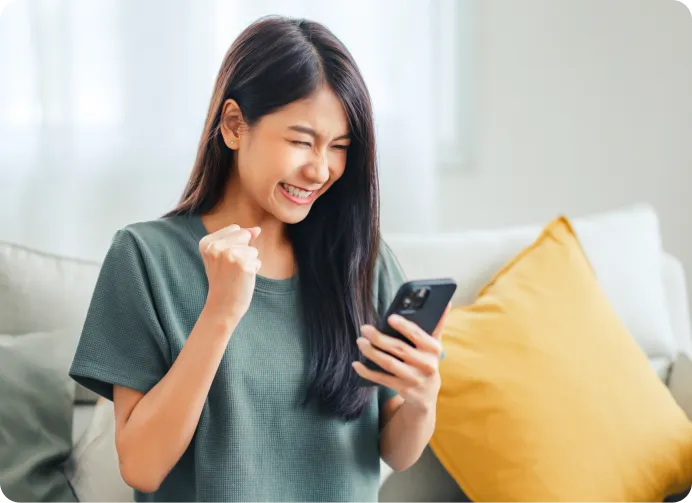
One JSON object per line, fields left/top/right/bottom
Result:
{"left": 380, "top": 205, "right": 692, "bottom": 501}
{"left": 1, "top": 203, "right": 690, "bottom": 502}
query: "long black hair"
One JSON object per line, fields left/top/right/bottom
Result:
{"left": 163, "top": 16, "right": 380, "bottom": 420}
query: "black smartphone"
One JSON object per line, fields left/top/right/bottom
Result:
{"left": 360, "top": 278, "right": 457, "bottom": 380}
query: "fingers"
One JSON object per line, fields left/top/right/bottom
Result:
{"left": 198, "top": 225, "right": 262, "bottom": 274}
{"left": 225, "top": 246, "right": 261, "bottom": 273}
{"left": 227, "top": 245, "right": 258, "bottom": 261}
{"left": 200, "top": 226, "right": 261, "bottom": 254}
{"left": 356, "top": 336, "right": 424, "bottom": 386}
{"left": 199, "top": 223, "right": 240, "bottom": 246}
{"left": 351, "top": 361, "right": 403, "bottom": 391}
{"left": 247, "top": 226, "right": 261, "bottom": 241}
{"left": 216, "top": 228, "right": 256, "bottom": 247}
{"left": 360, "top": 326, "right": 438, "bottom": 376}
{"left": 214, "top": 223, "right": 241, "bottom": 237}
{"left": 386, "top": 315, "right": 443, "bottom": 358}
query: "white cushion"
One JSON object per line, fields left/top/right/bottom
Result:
{"left": 0, "top": 241, "right": 102, "bottom": 403}
{"left": 0, "top": 241, "right": 100, "bottom": 334}
{"left": 661, "top": 253, "right": 692, "bottom": 356}
{"left": 650, "top": 356, "right": 674, "bottom": 381}
{"left": 380, "top": 459, "right": 394, "bottom": 488}
{"left": 72, "top": 405, "right": 96, "bottom": 446}
{"left": 66, "top": 399, "right": 134, "bottom": 502}
{"left": 0, "top": 328, "right": 80, "bottom": 502}
{"left": 384, "top": 204, "right": 677, "bottom": 360}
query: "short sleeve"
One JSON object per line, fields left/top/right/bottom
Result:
{"left": 69, "top": 229, "right": 170, "bottom": 401}
{"left": 373, "top": 240, "right": 408, "bottom": 409}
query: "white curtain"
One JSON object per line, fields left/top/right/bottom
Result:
{"left": 0, "top": 0, "right": 472, "bottom": 258}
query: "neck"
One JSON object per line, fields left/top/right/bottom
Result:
{"left": 201, "top": 180, "right": 295, "bottom": 279}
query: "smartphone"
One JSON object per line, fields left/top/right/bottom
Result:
{"left": 361, "top": 278, "right": 457, "bottom": 379}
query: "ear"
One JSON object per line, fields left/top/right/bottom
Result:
{"left": 220, "top": 98, "right": 244, "bottom": 150}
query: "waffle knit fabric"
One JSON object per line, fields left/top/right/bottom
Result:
{"left": 69, "top": 213, "right": 404, "bottom": 502}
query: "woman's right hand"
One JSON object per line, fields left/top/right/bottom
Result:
{"left": 115, "top": 224, "right": 262, "bottom": 492}
{"left": 199, "top": 225, "right": 262, "bottom": 324}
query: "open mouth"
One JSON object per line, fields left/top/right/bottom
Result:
{"left": 279, "top": 182, "right": 318, "bottom": 205}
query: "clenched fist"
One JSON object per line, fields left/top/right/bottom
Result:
{"left": 199, "top": 224, "right": 262, "bottom": 323}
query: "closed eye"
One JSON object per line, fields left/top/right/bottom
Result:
{"left": 290, "top": 140, "right": 348, "bottom": 150}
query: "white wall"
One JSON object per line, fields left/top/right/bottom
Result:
{"left": 429, "top": 0, "right": 692, "bottom": 277}
{"left": 1, "top": 0, "right": 691, "bottom": 276}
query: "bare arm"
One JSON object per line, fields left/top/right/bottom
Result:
{"left": 353, "top": 305, "right": 451, "bottom": 472}
{"left": 378, "top": 395, "right": 436, "bottom": 472}
{"left": 114, "top": 309, "right": 237, "bottom": 493}
{"left": 113, "top": 224, "right": 262, "bottom": 493}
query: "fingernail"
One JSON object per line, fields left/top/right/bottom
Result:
{"left": 356, "top": 337, "right": 367, "bottom": 346}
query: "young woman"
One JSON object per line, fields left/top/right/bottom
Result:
{"left": 69, "top": 15, "right": 449, "bottom": 502}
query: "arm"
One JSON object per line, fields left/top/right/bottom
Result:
{"left": 353, "top": 305, "right": 451, "bottom": 472}
{"left": 114, "top": 309, "right": 238, "bottom": 493}
{"left": 114, "top": 224, "right": 262, "bottom": 492}
{"left": 379, "top": 395, "right": 437, "bottom": 472}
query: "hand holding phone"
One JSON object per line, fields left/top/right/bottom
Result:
{"left": 355, "top": 278, "right": 457, "bottom": 386}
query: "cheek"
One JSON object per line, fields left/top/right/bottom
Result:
{"left": 240, "top": 143, "right": 295, "bottom": 191}
{"left": 328, "top": 152, "right": 348, "bottom": 181}
{"left": 267, "top": 142, "right": 313, "bottom": 180}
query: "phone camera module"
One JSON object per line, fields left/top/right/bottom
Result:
{"left": 403, "top": 287, "right": 430, "bottom": 310}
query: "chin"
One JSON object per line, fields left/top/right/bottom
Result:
{"left": 276, "top": 208, "right": 311, "bottom": 225}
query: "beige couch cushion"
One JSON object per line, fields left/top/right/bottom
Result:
{"left": 0, "top": 329, "right": 78, "bottom": 502}
{"left": 0, "top": 240, "right": 101, "bottom": 403}
{"left": 66, "top": 399, "right": 134, "bottom": 502}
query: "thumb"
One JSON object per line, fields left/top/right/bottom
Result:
{"left": 248, "top": 227, "right": 262, "bottom": 242}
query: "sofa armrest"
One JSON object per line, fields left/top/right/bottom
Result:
{"left": 661, "top": 253, "right": 692, "bottom": 356}
{"left": 72, "top": 404, "right": 96, "bottom": 446}
{"left": 668, "top": 353, "right": 692, "bottom": 420}
{"left": 67, "top": 398, "right": 134, "bottom": 502}
{"left": 380, "top": 459, "right": 395, "bottom": 488}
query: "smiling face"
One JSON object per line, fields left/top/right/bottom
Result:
{"left": 221, "top": 86, "right": 351, "bottom": 225}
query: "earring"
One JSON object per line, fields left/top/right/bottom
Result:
{"left": 230, "top": 140, "right": 235, "bottom": 145}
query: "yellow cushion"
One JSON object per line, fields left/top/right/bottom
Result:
{"left": 430, "top": 217, "right": 692, "bottom": 502}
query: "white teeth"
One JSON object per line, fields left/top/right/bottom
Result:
{"left": 282, "top": 183, "right": 313, "bottom": 199}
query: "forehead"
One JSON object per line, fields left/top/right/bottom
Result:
{"left": 261, "top": 86, "right": 349, "bottom": 136}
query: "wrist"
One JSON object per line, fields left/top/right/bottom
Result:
{"left": 199, "top": 306, "right": 241, "bottom": 337}
{"left": 401, "top": 397, "right": 438, "bottom": 417}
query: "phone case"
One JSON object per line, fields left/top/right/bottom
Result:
{"left": 362, "top": 278, "right": 457, "bottom": 377}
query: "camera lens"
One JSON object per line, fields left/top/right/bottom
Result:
{"left": 402, "top": 296, "right": 412, "bottom": 309}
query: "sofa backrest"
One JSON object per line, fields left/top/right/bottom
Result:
{"left": 383, "top": 204, "right": 688, "bottom": 366}
{"left": 662, "top": 252, "right": 692, "bottom": 356}
{"left": 2, "top": 204, "right": 688, "bottom": 366}
{"left": 0, "top": 241, "right": 100, "bottom": 335}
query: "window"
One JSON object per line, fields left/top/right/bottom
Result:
{"left": 0, "top": 0, "right": 476, "bottom": 171}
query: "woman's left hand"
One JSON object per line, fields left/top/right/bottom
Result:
{"left": 352, "top": 303, "right": 451, "bottom": 412}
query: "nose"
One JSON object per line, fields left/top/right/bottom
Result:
{"left": 304, "top": 151, "right": 330, "bottom": 185}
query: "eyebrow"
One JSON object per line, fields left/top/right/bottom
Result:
{"left": 288, "top": 125, "right": 350, "bottom": 141}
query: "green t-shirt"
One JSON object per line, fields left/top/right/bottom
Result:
{"left": 69, "top": 213, "right": 407, "bottom": 502}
